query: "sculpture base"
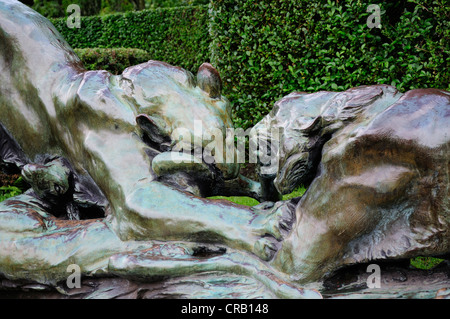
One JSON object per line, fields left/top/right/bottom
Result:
{"left": 1, "top": 261, "right": 450, "bottom": 299}
{"left": 321, "top": 260, "right": 450, "bottom": 299}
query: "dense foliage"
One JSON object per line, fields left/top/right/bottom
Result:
{"left": 28, "top": 0, "right": 208, "bottom": 17}
{"left": 210, "top": 0, "right": 449, "bottom": 128}
{"left": 74, "top": 48, "right": 151, "bottom": 74}
{"left": 100, "top": 0, "right": 145, "bottom": 15}
{"left": 31, "top": 0, "right": 102, "bottom": 17}
{"left": 0, "top": 176, "right": 26, "bottom": 202}
{"left": 47, "top": 0, "right": 449, "bottom": 128}
{"left": 50, "top": 5, "right": 210, "bottom": 73}
{"left": 146, "top": 0, "right": 208, "bottom": 8}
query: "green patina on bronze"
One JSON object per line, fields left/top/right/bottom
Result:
{"left": 0, "top": 0, "right": 449, "bottom": 299}
{"left": 0, "top": 0, "right": 311, "bottom": 298}
{"left": 253, "top": 86, "right": 450, "bottom": 283}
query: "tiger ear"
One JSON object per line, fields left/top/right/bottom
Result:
{"left": 197, "top": 63, "right": 222, "bottom": 99}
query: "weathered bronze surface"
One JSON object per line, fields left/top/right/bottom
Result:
{"left": 0, "top": 0, "right": 309, "bottom": 298}
{"left": 253, "top": 85, "right": 450, "bottom": 283}
{"left": 0, "top": 0, "right": 449, "bottom": 299}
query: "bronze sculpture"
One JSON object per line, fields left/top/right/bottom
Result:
{"left": 0, "top": 0, "right": 449, "bottom": 298}
{"left": 0, "top": 0, "right": 308, "bottom": 298}
{"left": 253, "top": 85, "right": 450, "bottom": 283}
{"left": 0, "top": 0, "right": 293, "bottom": 260}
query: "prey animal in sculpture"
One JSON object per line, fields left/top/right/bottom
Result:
{"left": 252, "top": 85, "right": 450, "bottom": 283}
{"left": 0, "top": 0, "right": 291, "bottom": 261}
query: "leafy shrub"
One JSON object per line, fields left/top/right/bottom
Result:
{"left": 0, "top": 176, "right": 27, "bottom": 202}
{"left": 0, "top": 186, "right": 22, "bottom": 202}
{"left": 32, "top": 0, "right": 102, "bottom": 18}
{"left": 146, "top": 0, "right": 209, "bottom": 9}
{"left": 208, "top": 186, "right": 306, "bottom": 207}
{"left": 29, "top": 0, "right": 206, "bottom": 17}
{"left": 74, "top": 47, "right": 152, "bottom": 74}
{"left": 101, "top": 0, "right": 145, "bottom": 15}
{"left": 50, "top": 5, "right": 210, "bottom": 73}
{"left": 49, "top": 1, "right": 448, "bottom": 128}
{"left": 410, "top": 256, "right": 444, "bottom": 270}
{"left": 31, "top": 0, "right": 65, "bottom": 18}
{"left": 210, "top": 0, "right": 449, "bottom": 129}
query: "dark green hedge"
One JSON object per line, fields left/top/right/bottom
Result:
{"left": 32, "top": 0, "right": 102, "bottom": 18}
{"left": 210, "top": 0, "right": 450, "bottom": 129}
{"left": 146, "top": 0, "right": 209, "bottom": 9}
{"left": 50, "top": 5, "right": 210, "bottom": 73}
{"left": 74, "top": 48, "right": 151, "bottom": 74}
{"left": 50, "top": 1, "right": 449, "bottom": 129}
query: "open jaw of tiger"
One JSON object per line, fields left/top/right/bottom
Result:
{"left": 0, "top": 0, "right": 449, "bottom": 299}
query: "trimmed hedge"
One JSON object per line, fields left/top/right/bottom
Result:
{"left": 210, "top": 0, "right": 450, "bottom": 129}
{"left": 74, "top": 48, "right": 152, "bottom": 74}
{"left": 50, "top": 5, "right": 210, "bottom": 73}
{"left": 50, "top": 1, "right": 449, "bottom": 128}
{"left": 146, "top": 0, "right": 209, "bottom": 8}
